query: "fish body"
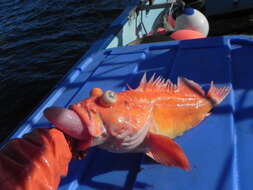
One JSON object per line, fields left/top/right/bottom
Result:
{"left": 44, "top": 74, "right": 230, "bottom": 170}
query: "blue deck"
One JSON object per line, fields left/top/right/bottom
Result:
{"left": 4, "top": 35, "right": 253, "bottom": 189}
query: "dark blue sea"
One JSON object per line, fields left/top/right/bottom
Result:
{"left": 0, "top": 0, "right": 127, "bottom": 141}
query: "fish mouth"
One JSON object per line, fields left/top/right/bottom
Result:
{"left": 43, "top": 106, "right": 90, "bottom": 140}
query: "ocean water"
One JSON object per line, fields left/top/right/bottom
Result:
{"left": 0, "top": 0, "right": 127, "bottom": 141}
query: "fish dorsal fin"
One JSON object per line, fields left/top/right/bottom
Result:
{"left": 146, "top": 132, "right": 190, "bottom": 170}
{"left": 136, "top": 73, "right": 175, "bottom": 92}
{"left": 136, "top": 74, "right": 206, "bottom": 96}
{"left": 207, "top": 81, "right": 230, "bottom": 105}
{"left": 177, "top": 77, "right": 205, "bottom": 96}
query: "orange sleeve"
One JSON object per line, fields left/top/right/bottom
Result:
{"left": 0, "top": 128, "right": 72, "bottom": 190}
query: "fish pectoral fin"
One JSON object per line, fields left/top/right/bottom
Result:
{"left": 145, "top": 133, "right": 190, "bottom": 170}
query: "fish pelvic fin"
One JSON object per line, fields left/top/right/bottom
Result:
{"left": 207, "top": 81, "right": 231, "bottom": 105}
{"left": 146, "top": 132, "right": 190, "bottom": 170}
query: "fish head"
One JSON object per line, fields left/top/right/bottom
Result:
{"left": 70, "top": 87, "right": 117, "bottom": 143}
{"left": 71, "top": 88, "right": 150, "bottom": 146}
{"left": 44, "top": 87, "right": 150, "bottom": 151}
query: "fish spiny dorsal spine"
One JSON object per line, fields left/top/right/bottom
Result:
{"left": 207, "top": 81, "right": 231, "bottom": 105}
{"left": 134, "top": 73, "right": 231, "bottom": 105}
{"left": 136, "top": 73, "right": 176, "bottom": 92}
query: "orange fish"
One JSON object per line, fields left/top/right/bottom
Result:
{"left": 44, "top": 74, "right": 230, "bottom": 170}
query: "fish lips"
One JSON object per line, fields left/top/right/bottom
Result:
{"left": 43, "top": 106, "right": 90, "bottom": 140}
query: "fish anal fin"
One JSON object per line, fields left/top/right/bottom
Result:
{"left": 146, "top": 133, "right": 190, "bottom": 170}
{"left": 207, "top": 82, "right": 230, "bottom": 105}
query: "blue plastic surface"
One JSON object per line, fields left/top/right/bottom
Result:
{"left": 4, "top": 35, "right": 253, "bottom": 190}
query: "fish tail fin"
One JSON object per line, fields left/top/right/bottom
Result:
{"left": 146, "top": 133, "right": 190, "bottom": 170}
{"left": 207, "top": 82, "right": 230, "bottom": 105}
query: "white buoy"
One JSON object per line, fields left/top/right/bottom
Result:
{"left": 175, "top": 8, "right": 209, "bottom": 37}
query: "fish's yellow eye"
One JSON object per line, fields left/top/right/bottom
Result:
{"left": 100, "top": 90, "right": 117, "bottom": 107}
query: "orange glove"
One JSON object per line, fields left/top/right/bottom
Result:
{"left": 0, "top": 128, "right": 72, "bottom": 190}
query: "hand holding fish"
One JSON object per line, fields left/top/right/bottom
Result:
{"left": 44, "top": 74, "right": 230, "bottom": 170}
{"left": 0, "top": 128, "right": 72, "bottom": 190}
